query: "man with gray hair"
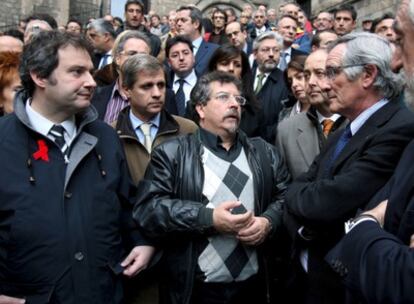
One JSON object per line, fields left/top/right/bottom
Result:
{"left": 87, "top": 19, "right": 116, "bottom": 69}
{"left": 134, "top": 71, "right": 289, "bottom": 304}
{"left": 284, "top": 32, "right": 414, "bottom": 303}
{"left": 325, "top": 1, "right": 414, "bottom": 302}
{"left": 91, "top": 30, "right": 151, "bottom": 123}
{"left": 253, "top": 31, "right": 289, "bottom": 142}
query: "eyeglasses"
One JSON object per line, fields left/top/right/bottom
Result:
{"left": 212, "top": 92, "right": 246, "bottom": 106}
{"left": 258, "top": 47, "right": 280, "bottom": 54}
{"left": 325, "top": 64, "right": 365, "bottom": 79}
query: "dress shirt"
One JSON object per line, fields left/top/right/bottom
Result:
{"left": 255, "top": 26, "right": 267, "bottom": 36}
{"left": 129, "top": 109, "right": 160, "bottom": 145}
{"left": 173, "top": 70, "right": 197, "bottom": 106}
{"left": 192, "top": 36, "right": 203, "bottom": 56}
{"left": 254, "top": 71, "right": 270, "bottom": 92}
{"left": 26, "top": 99, "right": 76, "bottom": 146}
{"left": 348, "top": 98, "right": 388, "bottom": 136}
{"left": 98, "top": 51, "right": 113, "bottom": 69}
{"left": 316, "top": 111, "right": 341, "bottom": 125}
{"left": 278, "top": 47, "right": 292, "bottom": 70}
{"left": 104, "top": 80, "right": 129, "bottom": 124}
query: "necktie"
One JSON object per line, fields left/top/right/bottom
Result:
{"left": 322, "top": 119, "right": 334, "bottom": 137}
{"left": 175, "top": 78, "right": 186, "bottom": 116}
{"left": 49, "top": 124, "right": 68, "bottom": 157}
{"left": 279, "top": 52, "right": 288, "bottom": 71}
{"left": 327, "top": 124, "right": 352, "bottom": 172}
{"left": 140, "top": 123, "right": 152, "bottom": 153}
{"left": 100, "top": 54, "right": 110, "bottom": 68}
{"left": 255, "top": 73, "right": 265, "bottom": 94}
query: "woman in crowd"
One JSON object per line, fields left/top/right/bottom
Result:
{"left": 208, "top": 44, "right": 262, "bottom": 137}
{"left": 0, "top": 51, "right": 21, "bottom": 115}
{"left": 279, "top": 54, "right": 310, "bottom": 121}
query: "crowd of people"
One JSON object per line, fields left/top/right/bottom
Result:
{"left": 0, "top": 0, "right": 413, "bottom": 303}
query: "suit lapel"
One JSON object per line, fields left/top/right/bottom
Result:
{"left": 332, "top": 102, "right": 399, "bottom": 171}
{"left": 296, "top": 122, "right": 318, "bottom": 167}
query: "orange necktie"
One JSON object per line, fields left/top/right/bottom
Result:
{"left": 322, "top": 119, "right": 334, "bottom": 137}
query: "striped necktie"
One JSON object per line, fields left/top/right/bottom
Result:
{"left": 49, "top": 124, "right": 68, "bottom": 157}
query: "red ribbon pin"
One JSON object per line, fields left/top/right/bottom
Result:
{"left": 33, "top": 139, "right": 49, "bottom": 162}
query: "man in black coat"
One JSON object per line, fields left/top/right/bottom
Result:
{"left": 252, "top": 31, "right": 289, "bottom": 142}
{"left": 284, "top": 32, "right": 414, "bottom": 304}
{"left": 0, "top": 31, "right": 154, "bottom": 304}
{"left": 325, "top": 2, "right": 414, "bottom": 303}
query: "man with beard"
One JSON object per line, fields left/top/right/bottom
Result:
{"left": 133, "top": 71, "right": 289, "bottom": 304}
{"left": 252, "top": 31, "right": 289, "bottom": 142}
{"left": 325, "top": 1, "right": 414, "bottom": 302}
{"left": 284, "top": 32, "right": 414, "bottom": 303}
{"left": 276, "top": 49, "right": 346, "bottom": 179}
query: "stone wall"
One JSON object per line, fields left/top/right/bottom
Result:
{"left": 0, "top": 0, "right": 110, "bottom": 31}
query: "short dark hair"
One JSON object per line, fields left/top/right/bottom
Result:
{"left": 165, "top": 35, "right": 193, "bottom": 58}
{"left": 190, "top": 71, "right": 242, "bottom": 123}
{"left": 177, "top": 6, "right": 203, "bottom": 33}
{"left": 370, "top": 13, "right": 394, "bottom": 33}
{"left": 66, "top": 18, "right": 82, "bottom": 29}
{"left": 311, "top": 29, "right": 336, "bottom": 48}
{"left": 333, "top": 4, "right": 357, "bottom": 21}
{"left": 26, "top": 13, "right": 58, "bottom": 29}
{"left": 124, "top": 0, "right": 144, "bottom": 13}
{"left": 212, "top": 8, "right": 228, "bottom": 24}
{"left": 20, "top": 30, "right": 93, "bottom": 96}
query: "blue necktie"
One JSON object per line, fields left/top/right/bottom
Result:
{"left": 279, "top": 52, "right": 288, "bottom": 71}
{"left": 327, "top": 124, "right": 352, "bottom": 173}
{"left": 175, "top": 79, "right": 186, "bottom": 116}
{"left": 100, "top": 54, "right": 110, "bottom": 68}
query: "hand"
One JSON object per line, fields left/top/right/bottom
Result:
{"left": 212, "top": 200, "right": 253, "bottom": 234}
{"left": 0, "top": 295, "right": 25, "bottom": 304}
{"left": 121, "top": 245, "right": 155, "bottom": 277}
{"left": 237, "top": 216, "right": 271, "bottom": 246}
{"left": 410, "top": 234, "right": 414, "bottom": 249}
{"left": 363, "top": 199, "right": 388, "bottom": 227}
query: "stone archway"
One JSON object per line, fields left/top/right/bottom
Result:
{"left": 195, "top": 0, "right": 255, "bottom": 14}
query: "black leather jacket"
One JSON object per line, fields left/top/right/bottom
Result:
{"left": 134, "top": 130, "right": 290, "bottom": 304}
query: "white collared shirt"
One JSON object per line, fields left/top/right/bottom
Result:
{"left": 25, "top": 99, "right": 76, "bottom": 146}
{"left": 192, "top": 36, "right": 203, "bottom": 56}
{"left": 173, "top": 69, "right": 197, "bottom": 106}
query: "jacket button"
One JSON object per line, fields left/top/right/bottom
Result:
{"left": 64, "top": 191, "right": 72, "bottom": 199}
{"left": 74, "top": 252, "right": 84, "bottom": 261}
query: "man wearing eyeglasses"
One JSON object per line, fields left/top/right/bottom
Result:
{"left": 284, "top": 32, "right": 414, "bottom": 303}
{"left": 91, "top": 30, "right": 151, "bottom": 124}
{"left": 208, "top": 8, "right": 229, "bottom": 45}
{"left": 325, "top": 1, "right": 414, "bottom": 302}
{"left": 252, "top": 31, "right": 289, "bottom": 142}
{"left": 134, "top": 71, "right": 289, "bottom": 304}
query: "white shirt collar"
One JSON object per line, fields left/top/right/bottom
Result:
{"left": 192, "top": 37, "right": 203, "bottom": 54}
{"left": 129, "top": 110, "right": 161, "bottom": 130}
{"left": 25, "top": 98, "right": 76, "bottom": 139}
{"left": 316, "top": 111, "right": 341, "bottom": 124}
{"left": 173, "top": 69, "right": 197, "bottom": 86}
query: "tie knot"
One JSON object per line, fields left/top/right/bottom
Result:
{"left": 140, "top": 122, "right": 152, "bottom": 136}
{"left": 257, "top": 73, "right": 265, "bottom": 81}
{"left": 322, "top": 119, "right": 334, "bottom": 136}
{"left": 177, "top": 78, "right": 185, "bottom": 86}
{"left": 50, "top": 124, "right": 65, "bottom": 137}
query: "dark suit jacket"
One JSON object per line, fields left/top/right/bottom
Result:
{"left": 254, "top": 68, "right": 289, "bottom": 142}
{"left": 91, "top": 82, "right": 115, "bottom": 120}
{"left": 284, "top": 101, "right": 414, "bottom": 302}
{"left": 194, "top": 40, "right": 218, "bottom": 76}
{"left": 326, "top": 139, "right": 414, "bottom": 303}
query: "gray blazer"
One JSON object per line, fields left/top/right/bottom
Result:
{"left": 276, "top": 112, "right": 321, "bottom": 179}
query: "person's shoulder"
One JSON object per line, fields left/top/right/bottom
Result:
{"left": 172, "top": 115, "right": 198, "bottom": 133}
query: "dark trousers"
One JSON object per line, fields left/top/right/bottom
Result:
{"left": 190, "top": 274, "right": 267, "bottom": 304}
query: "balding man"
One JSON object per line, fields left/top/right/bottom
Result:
{"left": 0, "top": 35, "right": 23, "bottom": 52}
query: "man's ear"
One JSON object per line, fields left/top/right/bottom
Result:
{"left": 361, "top": 64, "right": 378, "bottom": 89}
{"left": 195, "top": 103, "right": 205, "bottom": 120}
{"left": 30, "top": 71, "right": 48, "bottom": 89}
